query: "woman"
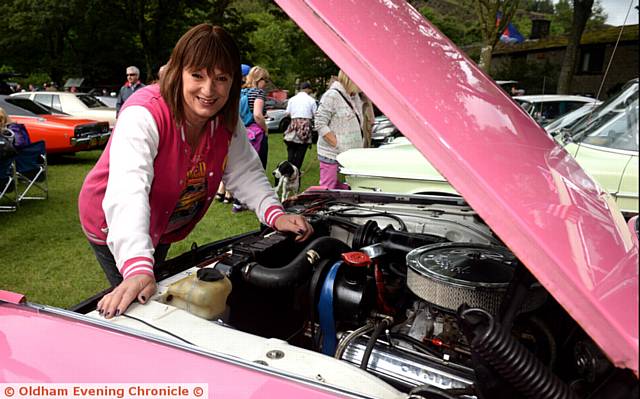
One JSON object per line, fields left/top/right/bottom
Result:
{"left": 314, "top": 71, "right": 365, "bottom": 189}
{"left": 242, "top": 66, "right": 271, "bottom": 168}
{"left": 78, "top": 24, "right": 313, "bottom": 319}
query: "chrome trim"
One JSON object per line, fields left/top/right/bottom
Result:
{"left": 616, "top": 192, "right": 638, "bottom": 199}
{"left": 578, "top": 143, "right": 638, "bottom": 156}
{"left": 71, "top": 133, "right": 110, "bottom": 147}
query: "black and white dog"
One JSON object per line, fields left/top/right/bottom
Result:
{"left": 272, "top": 160, "right": 300, "bottom": 202}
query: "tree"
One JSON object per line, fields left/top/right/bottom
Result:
{"left": 473, "top": 0, "right": 521, "bottom": 73}
{"left": 556, "top": 0, "right": 594, "bottom": 94}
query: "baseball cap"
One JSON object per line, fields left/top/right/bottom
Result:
{"left": 241, "top": 64, "right": 251, "bottom": 77}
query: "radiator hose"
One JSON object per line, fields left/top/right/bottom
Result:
{"left": 458, "top": 307, "right": 577, "bottom": 399}
{"left": 241, "top": 236, "right": 351, "bottom": 289}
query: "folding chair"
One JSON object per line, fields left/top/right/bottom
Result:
{"left": 0, "top": 155, "right": 18, "bottom": 212}
{"left": 15, "top": 140, "right": 48, "bottom": 201}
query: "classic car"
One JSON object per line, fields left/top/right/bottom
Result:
{"left": 10, "top": 91, "right": 116, "bottom": 130}
{"left": 0, "top": 95, "right": 110, "bottom": 154}
{"left": 513, "top": 94, "right": 597, "bottom": 125}
{"left": 1, "top": 1, "right": 638, "bottom": 399}
{"left": 371, "top": 115, "right": 402, "bottom": 147}
{"left": 339, "top": 80, "right": 639, "bottom": 215}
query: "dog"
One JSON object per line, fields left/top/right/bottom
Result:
{"left": 272, "top": 160, "right": 300, "bottom": 202}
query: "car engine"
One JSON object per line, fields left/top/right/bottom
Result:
{"left": 104, "top": 191, "right": 634, "bottom": 399}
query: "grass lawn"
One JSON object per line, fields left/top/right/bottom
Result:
{"left": 0, "top": 133, "right": 319, "bottom": 308}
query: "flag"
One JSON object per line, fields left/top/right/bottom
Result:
{"left": 496, "top": 12, "right": 525, "bottom": 44}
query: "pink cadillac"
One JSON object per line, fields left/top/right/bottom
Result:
{"left": 1, "top": 1, "right": 637, "bottom": 398}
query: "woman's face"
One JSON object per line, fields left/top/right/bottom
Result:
{"left": 182, "top": 67, "right": 233, "bottom": 126}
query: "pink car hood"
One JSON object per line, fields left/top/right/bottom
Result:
{"left": 276, "top": 0, "right": 639, "bottom": 372}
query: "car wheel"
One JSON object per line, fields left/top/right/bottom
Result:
{"left": 279, "top": 118, "right": 291, "bottom": 132}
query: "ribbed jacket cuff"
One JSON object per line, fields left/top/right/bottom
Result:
{"left": 265, "top": 205, "right": 285, "bottom": 228}
{"left": 120, "top": 257, "right": 154, "bottom": 280}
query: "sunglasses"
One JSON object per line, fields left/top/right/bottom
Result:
{"left": 127, "top": 73, "right": 138, "bottom": 77}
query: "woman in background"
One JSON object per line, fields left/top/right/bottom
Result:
{"left": 314, "top": 71, "right": 365, "bottom": 189}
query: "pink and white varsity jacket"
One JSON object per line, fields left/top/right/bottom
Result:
{"left": 78, "top": 85, "right": 284, "bottom": 280}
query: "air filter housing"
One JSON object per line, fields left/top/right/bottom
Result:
{"left": 406, "top": 243, "right": 518, "bottom": 315}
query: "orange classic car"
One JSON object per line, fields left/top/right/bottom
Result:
{"left": 1, "top": 95, "right": 110, "bottom": 154}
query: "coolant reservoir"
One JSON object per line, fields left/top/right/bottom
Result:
{"left": 163, "top": 268, "right": 232, "bottom": 320}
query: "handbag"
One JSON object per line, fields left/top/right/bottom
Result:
{"left": 0, "top": 128, "right": 17, "bottom": 159}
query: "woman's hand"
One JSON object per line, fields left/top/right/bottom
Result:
{"left": 274, "top": 213, "right": 314, "bottom": 242}
{"left": 323, "top": 132, "right": 338, "bottom": 147}
{"left": 98, "top": 274, "right": 157, "bottom": 319}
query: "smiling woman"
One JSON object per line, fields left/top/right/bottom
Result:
{"left": 76, "top": 23, "right": 314, "bottom": 319}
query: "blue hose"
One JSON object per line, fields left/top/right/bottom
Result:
{"left": 318, "top": 261, "right": 343, "bottom": 355}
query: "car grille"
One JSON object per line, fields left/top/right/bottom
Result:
{"left": 74, "top": 122, "right": 109, "bottom": 138}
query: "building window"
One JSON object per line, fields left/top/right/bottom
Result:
{"left": 578, "top": 45, "right": 605, "bottom": 74}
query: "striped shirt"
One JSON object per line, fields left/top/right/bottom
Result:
{"left": 247, "top": 88, "right": 267, "bottom": 116}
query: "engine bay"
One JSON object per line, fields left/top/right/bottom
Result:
{"left": 83, "top": 191, "right": 636, "bottom": 399}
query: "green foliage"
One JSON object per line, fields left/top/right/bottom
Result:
{"left": 546, "top": 0, "right": 607, "bottom": 36}
{"left": 0, "top": 133, "right": 320, "bottom": 308}
{"left": 0, "top": 0, "right": 335, "bottom": 95}
{"left": 419, "top": 6, "right": 482, "bottom": 46}
{"left": 523, "top": 0, "right": 555, "bottom": 13}
{"left": 238, "top": 2, "right": 336, "bottom": 93}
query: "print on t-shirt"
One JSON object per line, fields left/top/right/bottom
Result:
{"left": 166, "top": 160, "right": 208, "bottom": 234}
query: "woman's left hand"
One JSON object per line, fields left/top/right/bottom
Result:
{"left": 274, "top": 213, "right": 314, "bottom": 242}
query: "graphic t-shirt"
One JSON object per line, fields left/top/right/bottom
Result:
{"left": 165, "top": 157, "right": 208, "bottom": 235}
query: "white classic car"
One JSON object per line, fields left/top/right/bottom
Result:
{"left": 11, "top": 91, "right": 117, "bottom": 130}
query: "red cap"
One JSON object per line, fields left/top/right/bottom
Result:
{"left": 341, "top": 252, "right": 371, "bottom": 267}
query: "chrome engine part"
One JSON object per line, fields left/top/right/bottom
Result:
{"left": 339, "top": 336, "right": 475, "bottom": 392}
{"left": 405, "top": 242, "right": 547, "bottom": 316}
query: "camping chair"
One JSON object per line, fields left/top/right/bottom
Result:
{"left": 15, "top": 140, "right": 48, "bottom": 201}
{"left": 0, "top": 155, "right": 18, "bottom": 212}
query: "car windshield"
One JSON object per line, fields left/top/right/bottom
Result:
{"left": 77, "top": 94, "right": 107, "bottom": 108}
{"left": 569, "top": 81, "right": 639, "bottom": 152}
{"left": 545, "top": 103, "right": 596, "bottom": 133}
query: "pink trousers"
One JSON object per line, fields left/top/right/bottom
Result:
{"left": 319, "top": 161, "right": 349, "bottom": 190}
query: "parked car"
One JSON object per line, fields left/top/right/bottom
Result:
{"left": 514, "top": 94, "right": 597, "bottom": 125}
{"left": 2, "top": 1, "right": 637, "bottom": 398}
{"left": 340, "top": 81, "right": 638, "bottom": 215}
{"left": 10, "top": 91, "right": 116, "bottom": 130}
{"left": 0, "top": 95, "right": 110, "bottom": 154}
{"left": 265, "top": 108, "right": 291, "bottom": 132}
{"left": 544, "top": 101, "right": 601, "bottom": 137}
{"left": 371, "top": 115, "right": 402, "bottom": 146}
{"left": 560, "top": 79, "right": 638, "bottom": 217}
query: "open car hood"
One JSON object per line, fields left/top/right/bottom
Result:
{"left": 276, "top": 0, "right": 638, "bottom": 372}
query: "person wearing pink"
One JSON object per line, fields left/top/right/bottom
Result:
{"left": 78, "top": 24, "right": 313, "bottom": 319}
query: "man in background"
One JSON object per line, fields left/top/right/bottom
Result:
{"left": 116, "top": 66, "right": 145, "bottom": 115}
{"left": 283, "top": 81, "right": 317, "bottom": 171}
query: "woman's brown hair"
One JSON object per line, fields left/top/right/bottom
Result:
{"left": 160, "top": 24, "right": 241, "bottom": 131}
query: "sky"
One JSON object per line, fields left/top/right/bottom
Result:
{"left": 598, "top": 0, "right": 639, "bottom": 26}
{"left": 552, "top": 0, "right": 639, "bottom": 26}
